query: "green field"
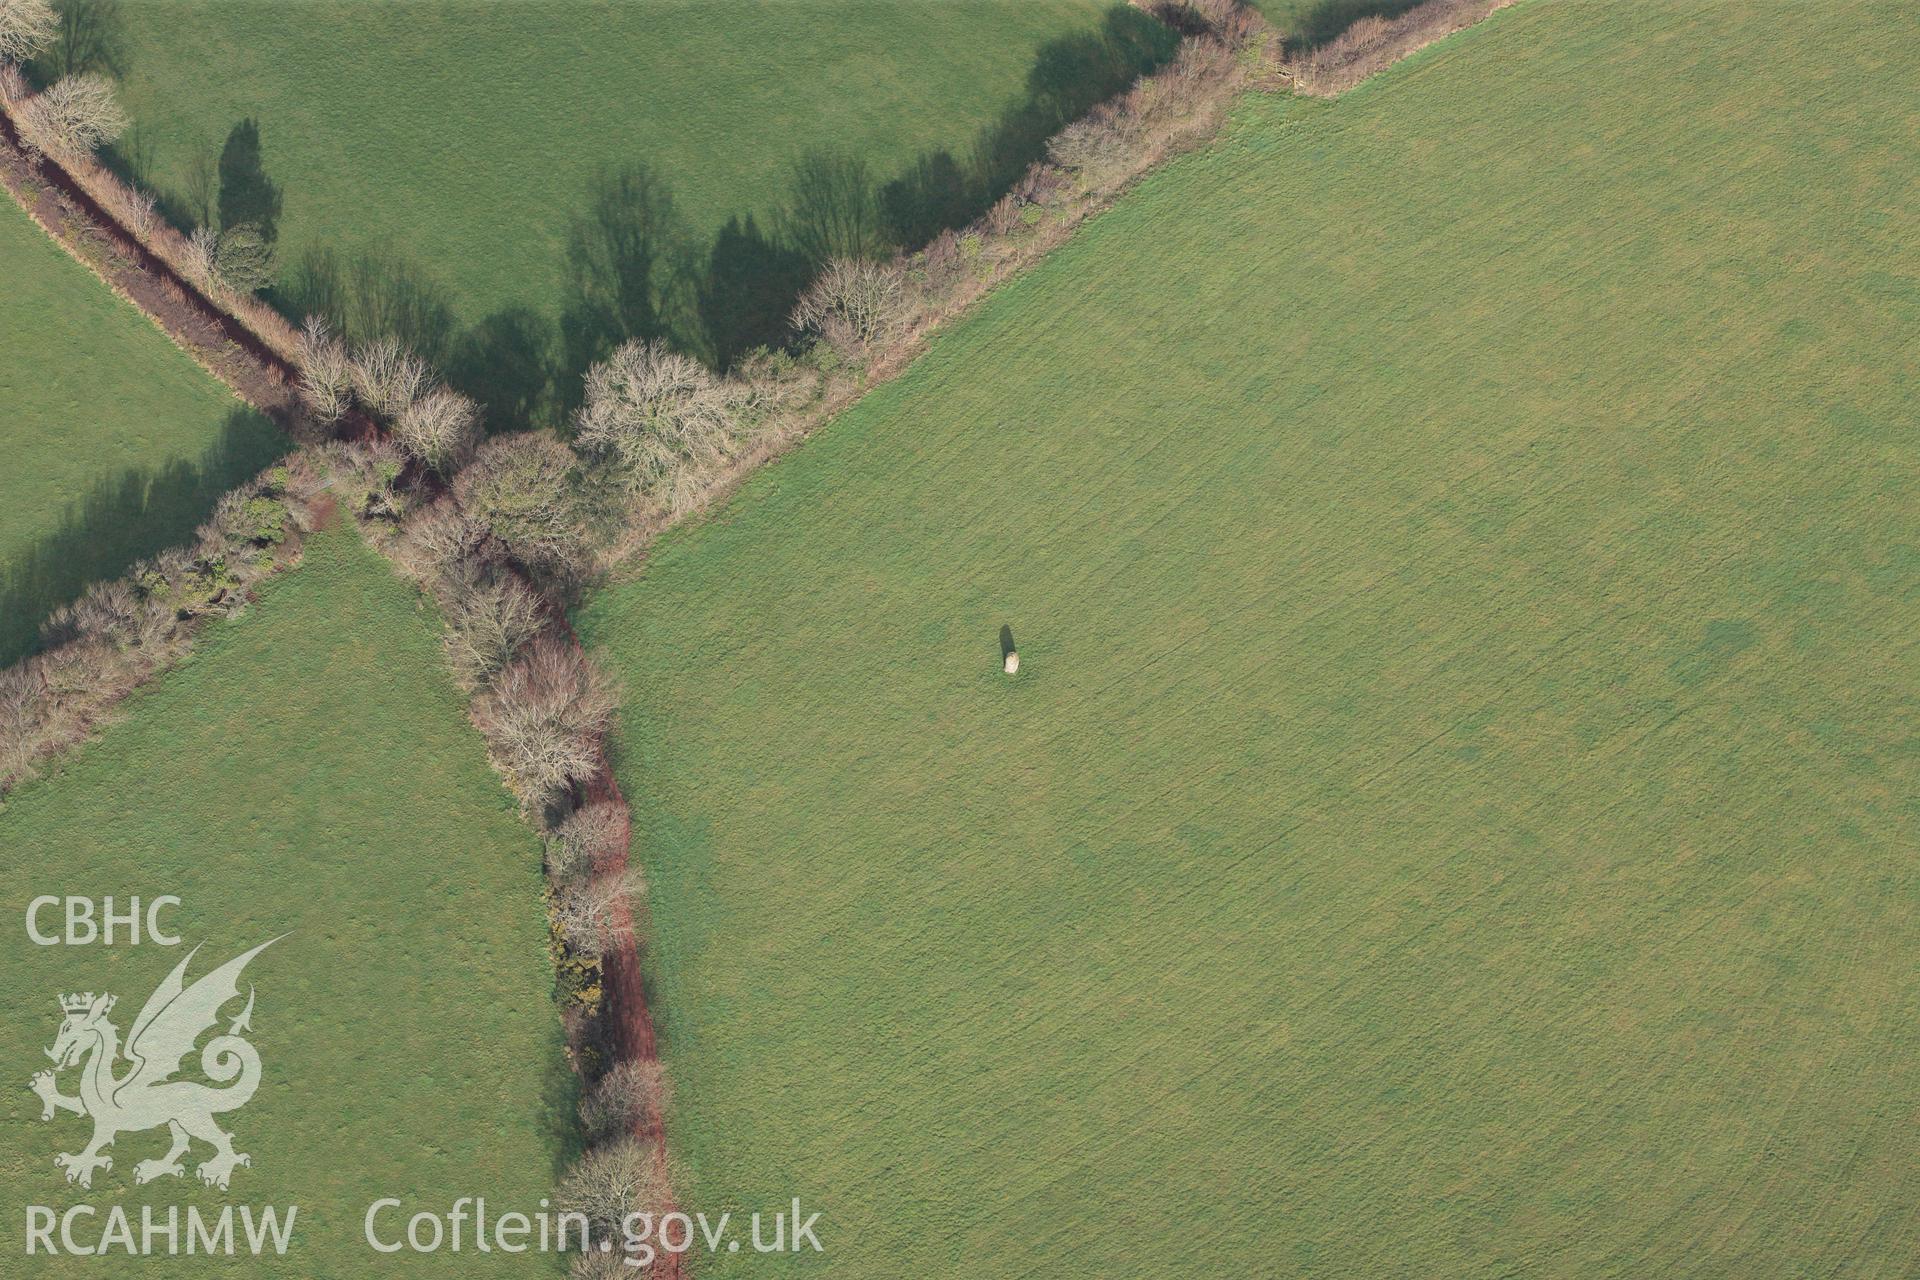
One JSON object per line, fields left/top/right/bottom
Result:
{"left": 577, "top": 3, "right": 1919, "bottom": 1275}
{"left": 0, "top": 529, "right": 567, "bottom": 1276}
{"left": 0, "top": 196, "right": 283, "bottom": 666}
{"left": 102, "top": 0, "right": 1170, "bottom": 389}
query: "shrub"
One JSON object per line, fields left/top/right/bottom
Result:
{"left": 230, "top": 495, "right": 288, "bottom": 546}
{"left": 581, "top": 1059, "right": 670, "bottom": 1141}
{"left": 573, "top": 339, "right": 737, "bottom": 512}
{"left": 453, "top": 434, "right": 591, "bottom": 584}
{"left": 18, "top": 72, "right": 128, "bottom": 156}
{"left": 790, "top": 258, "right": 910, "bottom": 362}
{"left": 213, "top": 222, "right": 276, "bottom": 293}
{"left": 471, "top": 635, "right": 615, "bottom": 808}
{"left": 348, "top": 336, "right": 430, "bottom": 419}
{"left": 196, "top": 481, "right": 291, "bottom": 554}
{"left": 557, "top": 1137, "right": 669, "bottom": 1243}
{"left": 294, "top": 316, "right": 354, "bottom": 425}
{"left": 320, "top": 438, "right": 409, "bottom": 524}
{"left": 0, "top": 0, "right": 56, "bottom": 66}
{"left": 545, "top": 800, "right": 628, "bottom": 886}
{"left": 393, "top": 385, "right": 481, "bottom": 473}
{"left": 38, "top": 577, "right": 174, "bottom": 655}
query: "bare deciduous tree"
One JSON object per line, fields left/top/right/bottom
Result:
{"left": 471, "top": 635, "right": 615, "bottom": 808}
{"left": 558, "top": 1137, "right": 669, "bottom": 1242}
{"left": 294, "top": 315, "right": 354, "bottom": 425}
{"left": 1284, "top": 0, "right": 1511, "bottom": 96}
{"left": 348, "top": 336, "right": 430, "bottom": 419}
{"left": 1047, "top": 109, "right": 1142, "bottom": 181}
{"left": 393, "top": 385, "right": 481, "bottom": 473}
{"left": 790, "top": 257, "right": 911, "bottom": 360}
{"left": 552, "top": 870, "right": 640, "bottom": 960}
{"left": 116, "top": 185, "right": 158, "bottom": 240}
{"left": 19, "top": 71, "right": 128, "bottom": 156}
{"left": 545, "top": 799, "right": 627, "bottom": 885}
{"left": 182, "top": 224, "right": 220, "bottom": 287}
{"left": 571, "top": 1248, "right": 643, "bottom": 1280}
{"left": 573, "top": 339, "right": 737, "bottom": 512}
{"left": 40, "top": 576, "right": 173, "bottom": 654}
{"left": 390, "top": 495, "right": 485, "bottom": 583}
{"left": 0, "top": 0, "right": 57, "bottom": 65}
{"left": 581, "top": 1059, "right": 670, "bottom": 1141}
{"left": 441, "top": 567, "right": 544, "bottom": 691}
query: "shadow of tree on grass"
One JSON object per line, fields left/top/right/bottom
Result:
{"left": 257, "top": 3, "right": 1177, "bottom": 420}
{"left": 217, "top": 117, "right": 282, "bottom": 241}
{"left": 0, "top": 409, "right": 286, "bottom": 667}
{"left": 1283, "top": 0, "right": 1429, "bottom": 51}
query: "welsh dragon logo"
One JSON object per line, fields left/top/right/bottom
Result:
{"left": 29, "top": 940, "right": 277, "bottom": 1190}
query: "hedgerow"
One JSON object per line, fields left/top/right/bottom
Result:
{"left": 0, "top": 0, "right": 1515, "bottom": 1245}
{"left": 1280, "top": 0, "right": 1519, "bottom": 96}
{"left": 0, "top": 458, "right": 317, "bottom": 792}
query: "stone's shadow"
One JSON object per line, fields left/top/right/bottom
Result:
{"left": 0, "top": 409, "right": 287, "bottom": 667}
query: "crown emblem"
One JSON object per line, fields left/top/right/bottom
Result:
{"left": 59, "top": 992, "right": 113, "bottom": 1015}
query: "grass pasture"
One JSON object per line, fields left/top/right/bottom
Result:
{"left": 0, "top": 195, "right": 283, "bottom": 666}
{"left": 577, "top": 3, "right": 1920, "bottom": 1276}
{"left": 99, "top": 0, "right": 1172, "bottom": 397}
{"left": 0, "top": 529, "right": 567, "bottom": 1277}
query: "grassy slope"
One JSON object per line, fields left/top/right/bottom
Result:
{"left": 109, "top": 0, "right": 1128, "bottom": 325}
{"left": 0, "top": 530, "right": 567, "bottom": 1277}
{"left": 0, "top": 196, "right": 282, "bottom": 664}
{"left": 578, "top": 3, "right": 1919, "bottom": 1276}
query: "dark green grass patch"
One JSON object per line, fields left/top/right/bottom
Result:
{"left": 0, "top": 197, "right": 283, "bottom": 666}
{"left": 0, "top": 529, "right": 568, "bottom": 1277}
{"left": 578, "top": 3, "right": 1919, "bottom": 1275}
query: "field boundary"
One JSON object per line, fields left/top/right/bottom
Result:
{"left": 1278, "top": 0, "right": 1524, "bottom": 96}
{"left": 0, "top": 85, "right": 675, "bottom": 1273}
{"left": 0, "top": 105, "right": 307, "bottom": 426}
{"left": 0, "top": 2, "right": 1519, "bottom": 1269}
